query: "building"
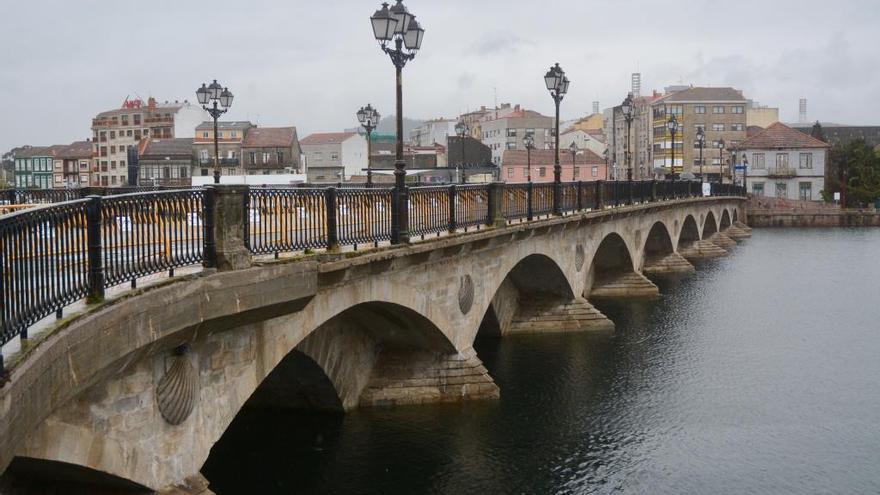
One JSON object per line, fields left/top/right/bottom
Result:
{"left": 791, "top": 123, "right": 880, "bottom": 149}
{"left": 52, "top": 141, "right": 93, "bottom": 188}
{"left": 136, "top": 138, "right": 194, "bottom": 187}
{"left": 739, "top": 122, "right": 828, "bottom": 200}
{"left": 480, "top": 107, "right": 554, "bottom": 165}
{"left": 14, "top": 146, "right": 61, "bottom": 189}
{"left": 300, "top": 132, "right": 368, "bottom": 183}
{"left": 500, "top": 149, "right": 606, "bottom": 184}
{"left": 567, "top": 113, "right": 605, "bottom": 133}
{"left": 651, "top": 87, "right": 748, "bottom": 180}
{"left": 446, "top": 136, "right": 492, "bottom": 168}
{"left": 91, "top": 97, "right": 208, "bottom": 187}
{"left": 746, "top": 104, "right": 779, "bottom": 128}
{"left": 241, "top": 127, "right": 303, "bottom": 175}
{"left": 604, "top": 91, "right": 663, "bottom": 180}
{"left": 409, "top": 119, "right": 457, "bottom": 147}
{"left": 559, "top": 128, "right": 606, "bottom": 158}
{"left": 192, "top": 121, "right": 254, "bottom": 178}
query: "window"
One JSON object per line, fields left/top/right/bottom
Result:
{"left": 201, "top": 168, "right": 209, "bottom": 176}
{"left": 506, "top": 142, "right": 516, "bottom": 150}
{"left": 120, "top": 160, "right": 126, "bottom": 167}
{"left": 752, "top": 182, "right": 764, "bottom": 196}
{"left": 752, "top": 153, "right": 765, "bottom": 169}
{"left": 231, "top": 131, "right": 237, "bottom": 138}
{"left": 591, "top": 166, "right": 598, "bottom": 177}
{"left": 121, "top": 116, "right": 129, "bottom": 126}
{"left": 507, "top": 168, "right": 513, "bottom": 178}
{"left": 668, "top": 106, "right": 683, "bottom": 116}
{"left": 111, "top": 175, "right": 117, "bottom": 185}
{"left": 133, "top": 114, "right": 141, "bottom": 125}
{"left": 134, "top": 130, "right": 141, "bottom": 140}
{"left": 731, "top": 123, "right": 745, "bottom": 131}
{"left": 775, "top": 182, "right": 787, "bottom": 198}
{"left": 507, "top": 128, "right": 517, "bottom": 137}
{"left": 111, "top": 161, "right": 116, "bottom": 169}
{"left": 522, "top": 167, "right": 527, "bottom": 177}
{"left": 110, "top": 146, "right": 116, "bottom": 154}
{"left": 694, "top": 124, "right": 705, "bottom": 132}
{"left": 712, "top": 124, "right": 725, "bottom": 132}
{"left": 262, "top": 152, "right": 270, "bottom": 163}
{"left": 776, "top": 153, "right": 789, "bottom": 168}
{"left": 126, "top": 130, "right": 133, "bottom": 137}
{"left": 732, "top": 106, "right": 744, "bottom": 114}
{"left": 202, "top": 131, "right": 209, "bottom": 139}
{"left": 799, "top": 153, "right": 812, "bottom": 169}
{"left": 539, "top": 167, "right": 547, "bottom": 177}
{"left": 525, "top": 128, "right": 535, "bottom": 137}
{"left": 110, "top": 131, "right": 116, "bottom": 139}
{"left": 573, "top": 166, "right": 580, "bottom": 178}
{"left": 277, "top": 152, "right": 284, "bottom": 163}
{"left": 694, "top": 106, "right": 706, "bottom": 114}
{"left": 799, "top": 182, "right": 812, "bottom": 200}
{"left": 330, "top": 152, "right": 339, "bottom": 160}
{"left": 713, "top": 106, "right": 725, "bottom": 114}
{"left": 101, "top": 161, "right": 108, "bottom": 172}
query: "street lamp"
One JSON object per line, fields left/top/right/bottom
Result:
{"left": 569, "top": 141, "right": 577, "bottom": 180}
{"left": 696, "top": 127, "right": 705, "bottom": 183}
{"left": 524, "top": 132, "right": 535, "bottom": 183}
{"left": 717, "top": 138, "right": 726, "bottom": 184}
{"left": 621, "top": 93, "right": 634, "bottom": 181}
{"left": 603, "top": 148, "right": 609, "bottom": 180}
{"left": 356, "top": 104, "right": 380, "bottom": 185}
{"left": 729, "top": 147, "right": 738, "bottom": 187}
{"left": 455, "top": 120, "right": 468, "bottom": 184}
{"left": 544, "top": 62, "right": 569, "bottom": 215}
{"left": 666, "top": 113, "right": 679, "bottom": 178}
{"left": 196, "top": 80, "right": 233, "bottom": 184}
{"left": 370, "top": 0, "right": 425, "bottom": 244}
{"left": 741, "top": 152, "right": 749, "bottom": 193}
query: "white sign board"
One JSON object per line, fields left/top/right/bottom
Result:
{"left": 834, "top": 192, "right": 841, "bottom": 201}
{"left": 702, "top": 183, "right": 712, "bottom": 197}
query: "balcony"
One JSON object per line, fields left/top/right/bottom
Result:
{"left": 144, "top": 117, "right": 173, "bottom": 124}
{"left": 767, "top": 166, "right": 796, "bottom": 178}
{"left": 199, "top": 158, "right": 240, "bottom": 166}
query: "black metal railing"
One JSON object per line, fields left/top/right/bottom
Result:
{"left": 0, "top": 180, "right": 747, "bottom": 372}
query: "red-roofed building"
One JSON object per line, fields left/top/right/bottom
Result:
{"left": 52, "top": 141, "right": 94, "bottom": 188}
{"left": 301, "top": 132, "right": 367, "bottom": 183}
{"left": 501, "top": 149, "right": 606, "bottom": 183}
{"left": 739, "top": 122, "right": 830, "bottom": 201}
{"left": 241, "top": 127, "right": 303, "bottom": 174}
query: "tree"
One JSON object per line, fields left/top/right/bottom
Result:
{"left": 823, "top": 139, "right": 880, "bottom": 207}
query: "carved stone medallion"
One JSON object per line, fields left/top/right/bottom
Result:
{"left": 458, "top": 275, "right": 474, "bottom": 315}
{"left": 156, "top": 353, "right": 198, "bottom": 425}
{"left": 575, "top": 244, "right": 585, "bottom": 272}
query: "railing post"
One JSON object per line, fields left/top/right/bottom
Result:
{"left": 326, "top": 187, "right": 339, "bottom": 251}
{"left": 202, "top": 186, "right": 217, "bottom": 268}
{"left": 448, "top": 184, "right": 457, "bottom": 233}
{"left": 5, "top": 189, "right": 15, "bottom": 205}
{"left": 86, "top": 195, "right": 105, "bottom": 303}
{"left": 596, "top": 180, "right": 605, "bottom": 209}
{"left": 488, "top": 182, "right": 505, "bottom": 227}
{"left": 526, "top": 182, "right": 534, "bottom": 221}
{"left": 651, "top": 180, "right": 658, "bottom": 202}
{"left": 576, "top": 181, "right": 583, "bottom": 211}
{"left": 211, "top": 185, "right": 251, "bottom": 271}
{"left": 552, "top": 178, "right": 561, "bottom": 216}
{"left": 391, "top": 182, "right": 410, "bottom": 245}
{"left": 628, "top": 179, "right": 634, "bottom": 205}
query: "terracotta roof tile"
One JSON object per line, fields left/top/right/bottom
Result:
{"left": 300, "top": 132, "right": 358, "bottom": 145}
{"left": 242, "top": 127, "right": 297, "bottom": 148}
{"left": 54, "top": 141, "right": 93, "bottom": 159}
{"left": 740, "top": 122, "right": 830, "bottom": 149}
{"left": 141, "top": 138, "right": 193, "bottom": 157}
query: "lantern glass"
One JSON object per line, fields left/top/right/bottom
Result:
{"left": 208, "top": 80, "right": 223, "bottom": 100}
{"left": 196, "top": 84, "right": 209, "bottom": 105}
{"left": 403, "top": 17, "right": 424, "bottom": 51}
{"left": 544, "top": 67, "right": 560, "bottom": 91}
{"left": 389, "top": 0, "right": 413, "bottom": 34}
{"left": 371, "top": 3, "right": 397, "bottom": 41}
{"left": 219, "top": 88, "right": 233, "bottom": 108}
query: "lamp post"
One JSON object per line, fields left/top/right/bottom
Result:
{"left": 544, "top": 63, "right": 569, "bottom": 215}
{"left": 370, "top": 0, "right": 425, "bottom": 244}
{"left": 455, "top": 120, "right": 468, "bottom": 184}
{"left": 621, "top": 93, "right": 634, "bottom": 181}
{"left": 356, "top": 104, "right": 380, "bottom": 185}
{"left": 196, "top": 80, "right": 233, "bottom": 184}
{"left": 569, "top": 141, "right": 577, "bottom": 164}
{"left": 717, "top": 138, "right": 726, "bottom": 184}
{"left": 603, "top": 148, "right": 609, "bottom": 180}
{"left": 696, "top": 127, "right": 705, "bottom": 183}
{"left": 666, "top": 113, "right": 679, "bottom": 178}
{"left": 524, "top": 133, "right": 535, "bottom": 183}
{"left": 741, "top": 153, "right": 749, "bottom": 193}
{"left": 730, "top": 147, "right": 738, "bottom": 187}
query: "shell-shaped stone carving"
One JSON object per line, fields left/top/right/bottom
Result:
{"left": 156, "top": 356, "right": 198, "bottom": 425}
{"left": 458, "top": 274, "right": 474, "bottom": 315}
{"left": 575, "top": 244, "right": 585, "bottom": 272}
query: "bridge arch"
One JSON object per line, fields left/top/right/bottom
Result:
{"left": 642, "top": 221, "right": 675, "bottom": 268}
{"left": 703, "top": 211, "right": 718, "bottom": 238}
{"left": 479, "top": 253, "right": 575, "bottom": 338}
{"left": 587, "top": 232, "right": 635, "bottom": 294}
{"left": 720, "top": 210, "right": 732, "bottom": 230}
{"left": 678, "top": 215, "right": 700, "bottom": 250}
{"left": 733, "top": 208, "right": 739, "bottom": 223}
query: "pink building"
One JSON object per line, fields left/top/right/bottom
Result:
{"left": 501, "top": 149, "right": 607, "bottom": 183}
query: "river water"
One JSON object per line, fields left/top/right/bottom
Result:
{"left": 204, "top": 228, "right": 880, "bottom": 494}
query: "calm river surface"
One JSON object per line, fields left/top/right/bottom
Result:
{"left": 204, "top": 228, "right": 880, "bottom": 494}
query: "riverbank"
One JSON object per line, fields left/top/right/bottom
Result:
{"left": 746, "top": 197, "right": 880, "bottom": 227}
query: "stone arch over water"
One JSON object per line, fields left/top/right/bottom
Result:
{"left": 703, "top": 211, "right": 718, "bottom": 238}
{"left": 642, "top": 221, "right": 675, "bottom": 267}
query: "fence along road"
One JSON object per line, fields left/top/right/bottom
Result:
{"left": 0, "top": 180, "right": 745, "bottom": 374}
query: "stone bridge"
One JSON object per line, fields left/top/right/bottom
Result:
{"left": 0, "top": 196, "right": 749, "bottom": 493}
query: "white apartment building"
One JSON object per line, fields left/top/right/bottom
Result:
{"left": 739, "top": 122, "right": 828, "bottom": 201}
{"left": 559, "top": 129, "right": 606, "bottom": 158}
{"left": 300, "top": 132, "right": 368, "bottom": 183}
{"left": 409, "top": 119, "right": 457, "bottom": 147}
{"left": 480, "top": 110, "right": 554, "bottom": 165}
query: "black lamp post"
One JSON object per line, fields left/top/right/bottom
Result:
{"left": 666, "top": 113, "right": 679, "bottom": 178}
{"left": 196, "top": 80, "right": 233, "bottom": 184}
{"left": 544, "top": 63, "right": 569, "bottom": 215}
{"left": 717, "top": 138, "right": 726, "bottom": 184}
{"left": 356, "top": 104, "right": 380, "bottom": 185}
{"left": 603, "top": 148, "right": 609, "bottom": 180}
{"left": 741, "top": 152, "right": 749, "bottom": 193}
{"left": 730, "top": 147, "right": 738, "bottom": 187}
{"left": 455, "top": 120, "right": 468, "bottom": 184}
{"left": 370, "top": 0, "right": 424, "bottom": 244}
{"left": 696, "top": 127, "right": 705, "bottom": 183}
{"left": 524, "top": 133, "right": 535, "bottom": 183}
{"left": 621, "top": 93, "right": 634, "bottom": 181}
{"left": 569, "top": 141, "right": 577, "bottom": 180}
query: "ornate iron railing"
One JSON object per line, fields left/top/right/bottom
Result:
{"left": 336, "top": 187, "right": 393, "bottom": 247}
{"left": 410, "top": 185, "right": 451, "bottom": 238}
{"left": 246, "top": 187, "right": 328, "bottom": 254}
{"left": 531, "top": 183, "right": 555, "bottom": 217}
{"left": 502, "top": 183, "right": 530, "bottom": 222}
{"left": 455, "top": 184, "right": 490, "bottom": 229}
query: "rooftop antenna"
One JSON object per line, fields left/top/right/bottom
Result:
{"left": 493, "top": 86, "right": 498, "bottom": 119}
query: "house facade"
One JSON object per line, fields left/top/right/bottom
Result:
{"left": 241, "top": 127, "right": 303, "bottom": 175}
{"left": 52, "top": 141, "right": 93, "bottom": 188}
{"left": 480, "top": 109, "right": 554, "bottom": 165}
{"left": 300, "top": 132, "right": 367, "bottom": 183}
{"left": 559, "top": 129, "right": 606, "bottom": 158}
{"left": 500, "top": 149, "right": 606, "bottom": 184}
{"left": 137, "top": 138, "right": 194, "bottom": 187}
{"left": 14, "top": 146, "right": 57, "bottom": 189}
{"left": 192, "top": 121, "right": 254, "bottom": 179}
{"left": 740, "top": 122, "right": 828, "bottom": 201}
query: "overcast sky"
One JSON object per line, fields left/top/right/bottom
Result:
{"left": 2, "top": 0, "right": 879, "bottom": 153}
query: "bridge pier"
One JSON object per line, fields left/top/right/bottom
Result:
{"left": 642, "top": 252, "right": 696, "bottom": 276}
{"left": 590, "top": 272, "right": 660, "bottom": 299}
{"left": 504, "top": 297, "right": 614, "bottom": 334}
{"left": 678, "top": 240, "right": 727, "bottom": 261}
{"left": 725, "top": 224, "right": 752, "bottom": 240}
{"left": 707, "top": 231, "right": 737, "bottom": 249}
